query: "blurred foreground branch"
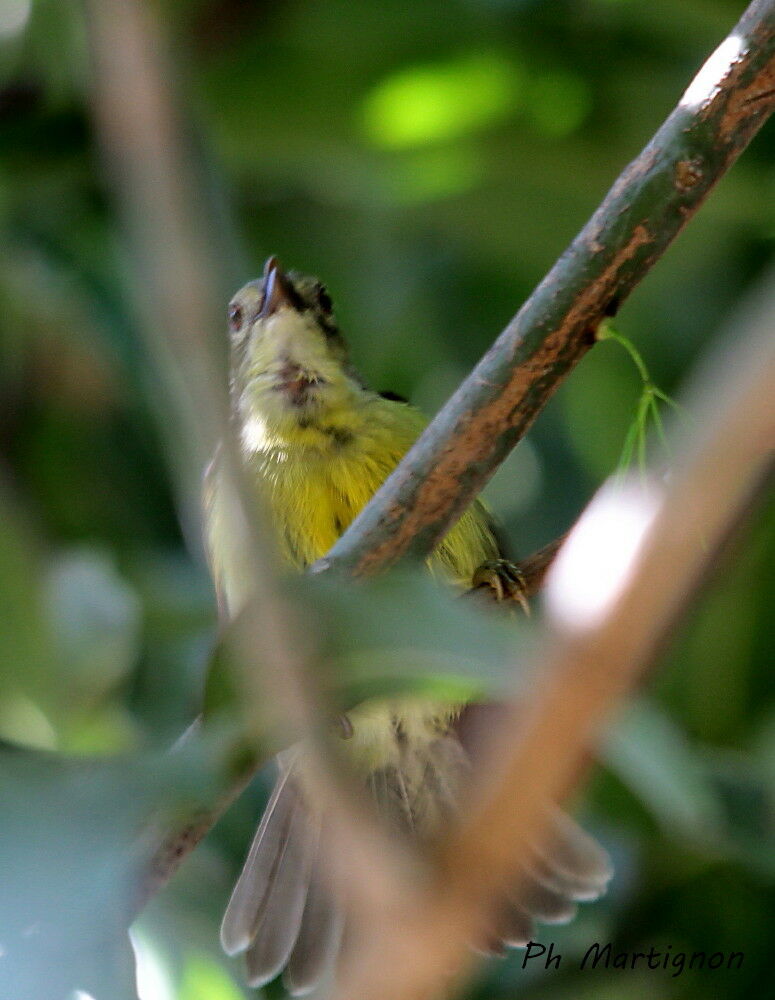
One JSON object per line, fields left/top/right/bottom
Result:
{"left": 135, "top": 535, "right": 564, "bottom": 909}
{"left": 317, "top": 0, "right": 775, "bottom": 580}
{"left": 335, "top": 274, "right": 775, "bottom": 1000}
{"left": 84, "top": 0, "right": 411, "bottom": 928}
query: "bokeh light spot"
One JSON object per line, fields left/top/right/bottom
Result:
{"left": 0, "top": 0, "right": 32, "bottom": 39}
{"left": 179, "top": 951, "right": 245, "bottom": 1000}
{"left": 546, "top": 478, "right": 661, "bottom": 631}
{"left": 681, "top": 35, "right": 744, "bottom": 109}
{"left": 0, "top": 693, "right": 57, "bottom": 749}
{"left": 132, "top": 930, "right": 176, "bottom": 1000}
{"left": 361, "top": 52, "right": 522, "bottom": 149}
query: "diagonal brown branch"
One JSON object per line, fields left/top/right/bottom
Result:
{"left": 315, "top": 0, "right": 775, "bottom": 581}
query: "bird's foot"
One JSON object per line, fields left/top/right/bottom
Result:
{"left": 471, "top": 559, "right": 531, "bottom": 615}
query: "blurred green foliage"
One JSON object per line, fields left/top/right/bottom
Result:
{"left": 0, "top": 0, "right": 773, "bottom": 998}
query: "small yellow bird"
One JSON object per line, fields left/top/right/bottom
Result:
{"left": 204, "top": 257, "right": 612, "bottom": 994}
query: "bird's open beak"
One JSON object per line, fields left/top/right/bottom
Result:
{"left": 258, "top": 256, "right": 299, "bottom": 319}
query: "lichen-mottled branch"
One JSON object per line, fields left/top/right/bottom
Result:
{"left": 316, "top": 0, "right": 775, "bottom": 580}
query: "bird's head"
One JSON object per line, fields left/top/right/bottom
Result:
{"left": 228, "top": 257, "right": 363, "bottom": 449}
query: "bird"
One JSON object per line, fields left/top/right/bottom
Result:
{"left": 203, "top": 256, "right": 613, "bottom": 995}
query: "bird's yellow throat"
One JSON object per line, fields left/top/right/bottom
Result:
{"left": 205, "top": 258, "right": 500, "bottom": 615}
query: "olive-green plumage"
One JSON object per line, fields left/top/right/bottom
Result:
{"left": 205, "top": 263, "right": 499, "bottom": 608}
{"left": 204, "top": 259, "right": 612, "bottom": 994}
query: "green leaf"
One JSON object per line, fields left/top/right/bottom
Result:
{"left": 602, "top": 698, "right": 725, "bottom": 842}
{"left": 0, "top": 737, "right": 228, "bottom": 1000}
{"left": 205, "top": 567, "right": 534, "bottom": 727}
{"left": 305, "top": 569, "right": 532, "bottom": 707}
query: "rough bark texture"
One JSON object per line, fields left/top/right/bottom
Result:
{"left": 316, "top": 0, "right": 775, "bottom": 580}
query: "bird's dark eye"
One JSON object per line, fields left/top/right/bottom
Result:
{"left": 316, "top": 286, "right": 333, "bottom": 314}
{"left": 228, "top": 303, "right": 244, "bottom": 332}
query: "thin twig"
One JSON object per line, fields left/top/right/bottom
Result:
{"left": 133, "top": 733, "right": 260, "bottom": 913}
{"left": 83, "top": 0, "right": 411, "bottom": 926}
{"left": 82, "top": 0, "right": 313, "bottom": 756}
{"left": 316, "top": 0, "right": 775, "bottom": 580}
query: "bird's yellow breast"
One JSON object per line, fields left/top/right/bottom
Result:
{"left": 204, "top": 391, "right": 499, "bottom": 771}
{"left": 206, "top": 392, "right": 498, "bottom": 612}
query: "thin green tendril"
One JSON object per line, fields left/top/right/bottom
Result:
{"left": 597, "top": 321, "right": 682, "bottom": 477}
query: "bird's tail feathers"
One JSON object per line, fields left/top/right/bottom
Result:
{"left": 222, "top": 737, "right": 612, "bottom": 993}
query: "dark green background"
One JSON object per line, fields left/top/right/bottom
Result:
{"left": 0, "top": 1, "right": 773, "bottom": 998}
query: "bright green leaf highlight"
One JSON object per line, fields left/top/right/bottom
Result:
{"left": 361, "top": 53, "right": 522, "bottom": 149}
{"left": 0, "top": 693, "right": 57, "bottom": 750}
{"left": 179, "top": 951, "right": 245, "bottom": 1000}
